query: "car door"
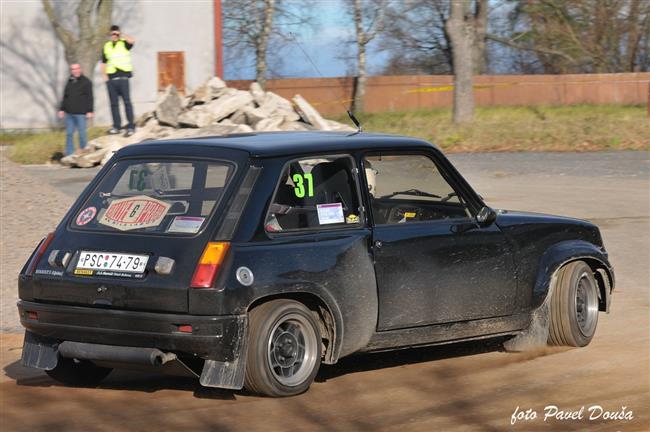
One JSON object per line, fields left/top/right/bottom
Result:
{"left": 363, "top": 152, "right": 518, "bottom": 331}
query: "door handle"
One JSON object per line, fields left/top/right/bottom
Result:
{"left": 374, "top": 240, "right": 383, "bottom": 249}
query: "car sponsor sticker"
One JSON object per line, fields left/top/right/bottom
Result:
{"left": 74, "top": 269, "right": 94, "bottom": 276}
{"left": 98, "top": 195, "right": 171, "bottom": 231}
{"left": 75, "top": 206, "right": 97, "bottom": 226}
{"left": 167, "top": 216, "right": 205, "bottom": 234}
{"left": 316, "top": 203, "right": 345, "bottom": 225}
{"left": 34, "top": 269, "right": 64, "bottom": 277}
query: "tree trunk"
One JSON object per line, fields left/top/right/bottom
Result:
{"left": 446, "top": 0, "right": 475, "bottom": 124}
{"left": 256, "top": 0, "right": 275, "bottom": 89}
{"left": 472, "top": 0, "right": 487, "bottom": 74}
{"left": 353, "top": 0, "right": 366, "bottom": 113}
{"left": 42, "top": 0, "right": 112, "bottom": 79}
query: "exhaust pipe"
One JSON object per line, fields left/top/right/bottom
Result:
{"left": 58, "top": 341, "right": 177, "bottom": 366}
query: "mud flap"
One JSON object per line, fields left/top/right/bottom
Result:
{"left": 21, "top": 331, "right": 59, "bottom": 370}
{"left": 199, "top": 316, "right": 248, "bottom": 390}
{"left": 596, "top": 268, "right": 612, "bottom": 313}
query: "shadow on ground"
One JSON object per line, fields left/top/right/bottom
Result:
{"left": 4, "top": 337, "right": 512, "bottom": 396}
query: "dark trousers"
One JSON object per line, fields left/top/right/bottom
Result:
{"left": 107, "top": 78, "right": 134, "bottom": 129}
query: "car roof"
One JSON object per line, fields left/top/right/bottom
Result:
{"left": 124, "top": 131, "right": 438, "bottom": 158}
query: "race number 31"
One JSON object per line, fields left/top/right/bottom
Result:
{"left": 293, "top": 173, "right": 314, "bottom": 198}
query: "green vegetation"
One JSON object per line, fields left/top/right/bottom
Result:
{"left": 1, "top": 105, "right": 647, "bottom": 165}
{"left": 0, "top": 127, "right": 105, "bottom": 164}
{"left": 343, "top": 105, "right": 650, "bottom": 153}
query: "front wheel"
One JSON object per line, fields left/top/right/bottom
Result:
{"left": 548, "top": 261, "right": 600, "bottom": 347}
{"left": 46, "top": 357, "right": 112, "bottom": 387}
{"left": 244, "top": 300, "right": 322, "bottom": 397}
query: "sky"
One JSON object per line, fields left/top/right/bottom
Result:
{"left": 223, "top": 0, "right": 388, "bottom": 80}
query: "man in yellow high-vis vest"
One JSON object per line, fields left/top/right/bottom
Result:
{"left": 100, "top": 25, "right": 136, "bottom": 137}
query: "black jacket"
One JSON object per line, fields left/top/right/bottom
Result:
{"left": 60, "top": 75, "right": 93, "bottom": 114}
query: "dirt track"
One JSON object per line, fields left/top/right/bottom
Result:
{"left": 0, "top": 151, "right": 648, "bottom": 431}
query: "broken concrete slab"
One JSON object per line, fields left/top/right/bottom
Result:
{"left": 155, "top": 85, "right": 183, "bottom": 127}
{"left": 280, "top": 121, "right": 313, "bottom": 131}
{"left": 178, "top": 107, "right": 215, "bottom": 128}
{"left": 194, "top": 123, "right": 254, "bottom": 137}
{"left": 207, "top": 76, "right": 226, "bottom": 95}
{"left": 188, "top": 83, "right": 212, "bottom": 106}
{"left": 325, "top": 119, "right": 356, "bottom": 132}
{"left": 292, "top": 94, "right": 331, "bottom": 130}
{"left": 242, "top": 106, "right": 269, "bottom": 127}
{"left": 254, "top": 116, "right": 285, "bottom": 131}
{"left": 260, "top": 91, "right": 294, "bottom": 115}
{"left": 205, "top": 90, "right": 254, "bottom": 122}
{"left": 229, "top": 109, "right": 248, "bottom": 125}
{"left": 100, "top": 142, "right": 127, "bottom": 166}
{"left": 63, "top": 78, "right": 347, "bottom": 168}
{"left": 135, "top": 111, "right": 154, "bottom": 128}
{"left": 59, "top": 153, "right": 79, "bottom": 167}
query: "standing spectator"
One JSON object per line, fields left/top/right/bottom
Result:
{"left": 100, "top": 25, "right": 135, "bottom": 137}
{"left": 58, "top": 63, "right": 93, "bottom": 156}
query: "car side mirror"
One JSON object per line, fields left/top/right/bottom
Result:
{"left": 476, "top": 206, "right": 497, "bottom": 227}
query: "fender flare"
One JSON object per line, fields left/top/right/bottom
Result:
{"left": 532, "top": 240, "right": 614, "bottom": 311}
{"left": 246, "top": 284, "right": 347, "bottom": 364}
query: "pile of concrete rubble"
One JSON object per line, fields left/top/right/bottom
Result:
{"left": 61, "top": 77, "right": 354, "bottom": 168}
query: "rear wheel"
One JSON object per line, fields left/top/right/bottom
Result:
{"left": 46, "top": 357, "right": 112, "bottom": 387}
{"left": 244, "top": 300, "right": 321, "bottom": 397}
{"left": 548, "top": 261, "right": 599, "bottom": 347}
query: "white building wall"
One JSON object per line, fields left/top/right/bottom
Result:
{"left": 0, "top": 0, "right": 215, "bottom": 129}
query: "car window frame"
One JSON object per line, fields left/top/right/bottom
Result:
{"left": 360, "top": 150, "right": 474, "bottom": 227}
{"left": 263, "top": 153, "right": 366, "bottom": 236}
{"left": 67, "top": 155, "right": 238, "bottom": 238}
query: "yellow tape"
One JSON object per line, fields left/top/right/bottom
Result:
{"left": 407, "top": 82, "right": 519, "bottom": 94}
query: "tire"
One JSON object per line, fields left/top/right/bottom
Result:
{"left": 244, "top": 300, "right": 322, "bottom": 397}
{"left": 548, "top": 261, "right": 600, "bottom": 347}
{"left": 46, "top": 356, "right": 112, "bottom": 387}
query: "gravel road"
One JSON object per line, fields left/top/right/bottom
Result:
{"left": 0, "top": 149, "right": 648, "bottom": 431}
{"left": 0, "top": 147, "right": 74, "bottom": 331}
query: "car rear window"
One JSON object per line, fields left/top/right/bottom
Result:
{"left": 72, "top": 159, "right": 234, "bottom": 235}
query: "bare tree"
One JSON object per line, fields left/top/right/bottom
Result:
{"left": 380, "top": 0, "right": 488, "bottom": 75}
{"left": 223, "top": 0, "right": 311, "bottom": 88}
{"left": 41, "top": 0, "right": 113, "bottom": 77}
{"left": 493, "top": 0, "right": 650, "bottom": 73}
{"left": 446, "top": 0, "right": 487, "bottom": 124}
{"left": 345, "top": 0, "right": 386, "bottom": 113}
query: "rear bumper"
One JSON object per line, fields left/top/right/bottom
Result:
{"left": 18, "top": 300, "right": 246, "bottom": 361}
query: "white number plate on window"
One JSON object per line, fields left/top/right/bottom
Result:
{"left": 76, "top": 251, "right": 149, "bottom": 274}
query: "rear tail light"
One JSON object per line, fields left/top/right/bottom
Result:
{"left": 191, "top": 242, "right": 230, "bottom": 288}
{"left": 177, "top": 324, "right": 193, "bottom": 333}
{"left": 26, "top": 232, "right": 55, "bottom": 276}
{"left": 27, "top": 311, "right": 38, "bottom": 321}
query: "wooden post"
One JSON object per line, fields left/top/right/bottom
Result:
{"left": 214, "top": 0, "right": 223, "bottom": 78}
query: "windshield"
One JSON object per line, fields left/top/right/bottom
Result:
{"left": 72, "top": 159, "right": 234, "bottom": 235}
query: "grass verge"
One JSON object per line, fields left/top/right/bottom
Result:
{"left": 1, "top": 105, "right": 648, "bottom": 164}
{"left": 0, "top": 127, "right": 105, "bottom": 164}
{"left": 341, "top": 105, "right": 649, "bottom": 152}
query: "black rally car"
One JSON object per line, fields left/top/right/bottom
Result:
{"left": 18, "top": 132, "right": 614, "bottom": 397}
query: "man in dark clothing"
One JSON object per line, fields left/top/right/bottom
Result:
{"left": 100, "top": 24, "right": 136, "bottom": 137}
{"left": 58, "top": 63, "right": 93, "bottom": 156}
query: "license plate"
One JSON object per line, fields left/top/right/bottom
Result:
{"left": 75, "top": 251, "right": 149, "bottom": 274}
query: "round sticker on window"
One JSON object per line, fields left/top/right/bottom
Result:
{"left": 76, "top": 206, "right": 97, "bottom": 226}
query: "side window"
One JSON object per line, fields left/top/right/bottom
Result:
{"left": 265, "top": 156, "right": 362, "bottom": 232}
{"left": 364, "top": 154, "right": 470, "bottom": 225}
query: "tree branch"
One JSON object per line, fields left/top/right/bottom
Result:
{"left": 41, "top": 0, "right": 76, "bottom": 48}
{"left": 486, "top": 33, "right": 579, "bottom": 65}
